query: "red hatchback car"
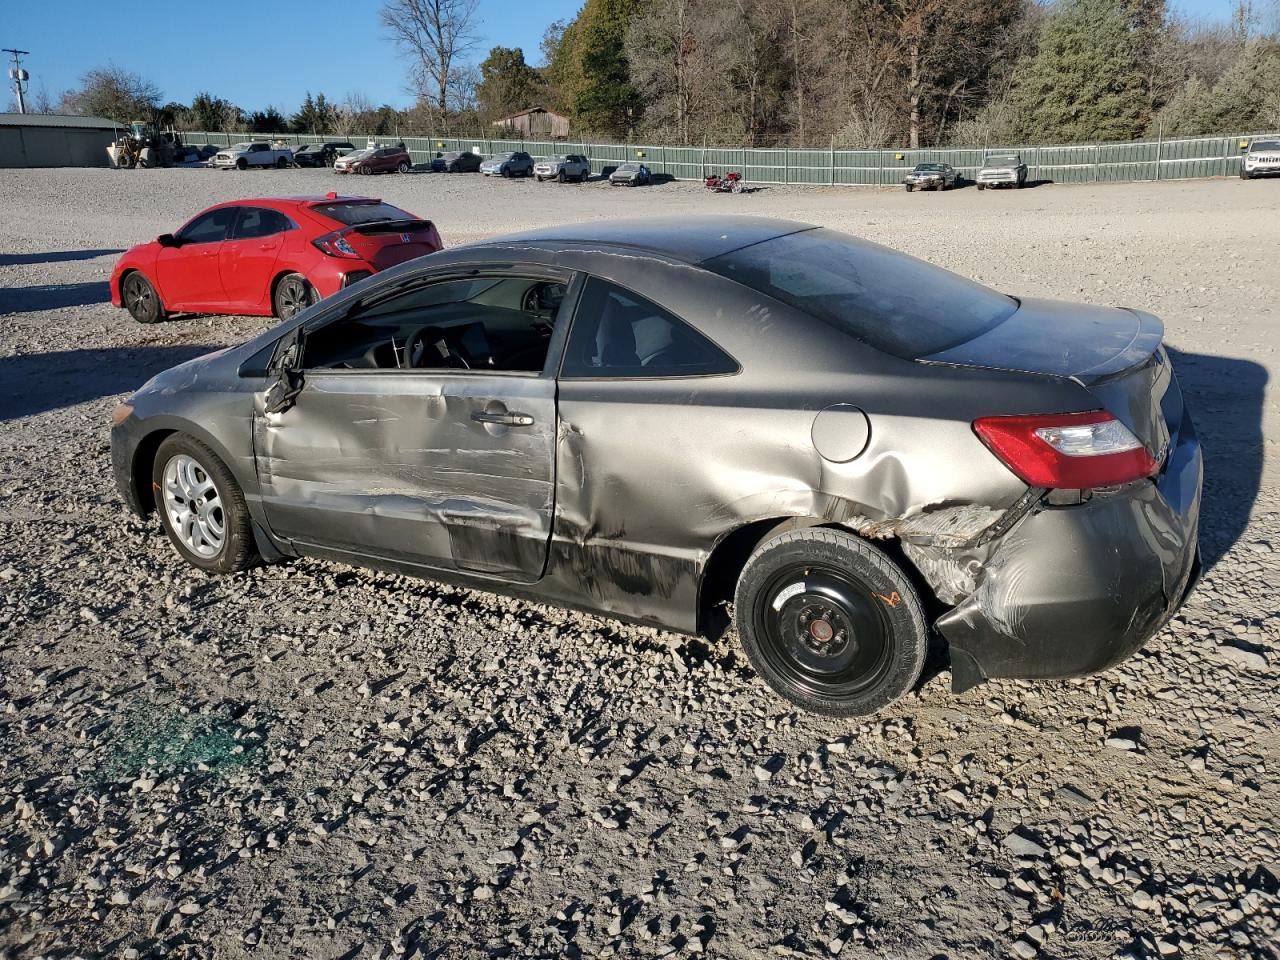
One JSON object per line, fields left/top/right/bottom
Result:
{"left": 110, "top": 194, "right": 443, "bottom": 323}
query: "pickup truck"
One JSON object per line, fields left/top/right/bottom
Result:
{"left": 211, "top": 142, "right": 295, "bottom": 170}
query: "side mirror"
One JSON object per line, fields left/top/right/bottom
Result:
{"left": 157, "top": 233, "right": 179, "bottom": 247}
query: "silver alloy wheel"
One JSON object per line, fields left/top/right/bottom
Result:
{"left": 277, "top": 276, "right": 311, "bottom": 318}
{"left": 162, "top": 454, "right": 224, "bottom": 559}
{"left": 124, "top": 274, "right": 153, "bottom": 318}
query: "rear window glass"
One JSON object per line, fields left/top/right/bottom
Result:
{"left": 311, "top": 201, "right": 414, "bottom": 226}
{"left": 703, "top": 228, "right": 1017, "bottom": 359}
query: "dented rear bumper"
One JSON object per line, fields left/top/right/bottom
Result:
{"left": 935, "top": 407, "right": 1203, "bottom": 692}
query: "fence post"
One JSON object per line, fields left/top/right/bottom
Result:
{"left": 784, "top": 148, "right": 790, "bottom": 185}
{"left": 830, "top": 134, "right": 835, "bottom": 186}
{"left": 1154, "top": 119, "right": 1163, "bottom": 182}
{"left": 701, "top": 135, "right": 706, "bottom": 179}
{"left": 1092, "top": 143, "right": 1099, "bottom": 183}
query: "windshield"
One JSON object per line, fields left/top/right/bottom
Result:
{"left": 492, "top": 153, "right": 514, "bottom": 161}
{"left": 231, "top": 143, "right": 251, "bottom": 151}
{"left": 985, "top": 155, "right": 1020, "bottom": 166}
{"left": 703, "top": 228, "right": 1018, "bottom": 359}
{"left": 311, "top": 201, "right": 416, "bottom": 226}
{"left": 617, "top": 163, "right": 638, "bottom": 172}
{"left": 914, "top": 163, "right": 944, "bottom": 172}
{"left": 344, "top": 149, "right": 373, "bottom": 160}
{"left": 1251, "top": 140, "right": 1280, "bottom": 151}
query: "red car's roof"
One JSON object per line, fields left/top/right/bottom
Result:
{"left": 204, "top": 194, "right": 383, "bottom": 211}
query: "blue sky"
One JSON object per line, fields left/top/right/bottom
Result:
{"left": 4, "top": 0, "right": 1241, "bottom": 114}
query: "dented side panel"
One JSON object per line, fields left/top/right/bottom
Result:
{"left": 255, "top": 371, "right": 556, "bottom": 582}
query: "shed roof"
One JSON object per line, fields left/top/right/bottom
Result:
{"left": 0, "top": 113, "right": 120, "bottom": 130}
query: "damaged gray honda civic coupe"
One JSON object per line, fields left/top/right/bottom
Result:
{"left": 111, "top": 216, "right": 1202, "bottom": 716}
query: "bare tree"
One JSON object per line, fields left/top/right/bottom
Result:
{"left": 381, "top": 0, "right": 481, "bottom": 112}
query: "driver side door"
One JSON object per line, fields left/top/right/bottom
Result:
{"left": 155, "top": 206, "right": 236, "bottom": 309}
{"left": 253, "top": 266, "right": 574, "bottom": 583}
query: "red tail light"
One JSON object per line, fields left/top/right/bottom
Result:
{"left": 312, "top": 230, "right": 361, "bottom": 259}
{"left": 973, "top": 410, "right": 1158, "bottom": 488}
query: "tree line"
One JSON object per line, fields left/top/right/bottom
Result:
{"left": 43, "top": 0, "right": 1280, "bottom": 149}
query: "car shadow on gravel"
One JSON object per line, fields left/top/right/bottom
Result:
{"left": 0, "top": 248, "right": 123, "bottom": 267}
{"left": 1165, "top": 348, "right": 1266, "bottom": 572}
{"left": 0, "top": 345, "right": 218, "bottom": 421}
{"left": 0, "top": 281, "right": 111, "bottom": 314}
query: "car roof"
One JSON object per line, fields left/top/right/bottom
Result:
{"left": 201, "top": 195, "right": 383, "bottom": 211}
{"left": 476, "top": 215, "right": 814, "bottom": 264}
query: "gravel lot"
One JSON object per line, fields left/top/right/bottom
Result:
{"left": 1, "top": 168, "right": 1278, "bottom": 960}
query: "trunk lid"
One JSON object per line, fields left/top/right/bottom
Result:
{"left": 338, "top": 219, "right": 441, "bottom": 270}
{"left": 922, "top": 297, "right": 1176, "bottom": 458}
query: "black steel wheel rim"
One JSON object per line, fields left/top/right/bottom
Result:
{"left": 125, "top": 276, "right": 152, "bottom": 318}
{"left": 278, "top": 278, "right": 309, "bottom": 318}
{"left": 753, "top": 563, "right": 894, "bottom": 698}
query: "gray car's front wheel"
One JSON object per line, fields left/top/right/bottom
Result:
{"left": 152, "top": 434, "right": 258, "bottom": 574}
{"left": 734, "top": 527, "right": 928, "bottom": 716}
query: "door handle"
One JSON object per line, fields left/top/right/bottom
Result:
{"left": 471, "top": 410, "right": 535, "bottom": 427}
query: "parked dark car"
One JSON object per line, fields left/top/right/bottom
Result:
{"left": 110, "top": 216, "right": 1201, "bottom": 717}
{"left": 435, "top": 151, "right": 483, "bottom": 173}
{"left": 480, "top": 151, "right": 535, "bottom": 177}
{"left": 904, "top": 162, "right": 957, "bottom": 191}
{"left": 334, "top": 144, "right": 412, "bottom": 175}
{"left": 294, "top": 142, "right": 356, "bottom": 167}
{"left": 609, "top": 162, "right": 651, "bottom": 186}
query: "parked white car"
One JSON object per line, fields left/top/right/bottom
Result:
{"left": 211, "top": 142, "right": 294, "bottom": 170}
{"left": 1241, "top": 138, "right": 1280, "bottom": 180}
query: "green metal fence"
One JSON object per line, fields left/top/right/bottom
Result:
{"left": 184, "top": 129, "right": 1276, "bottom": 186}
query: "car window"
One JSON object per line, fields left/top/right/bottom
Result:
{"left": 178, "top": 207, "right": 236, "bottom": 244}
{"left": 232, "top": 207, "right": 294, "bottom": 240}
{"left": 1251, "top": 140, "right": 1280, "bottom": 151}
{"left": 311, "top": 200, "right": 416, "bottom": 226}
{"left": 704, "top": 228, "right": 1017, "bottom": 359}
{"left": 561, "top": 278, "right": 737, "bottom": 378}
{"left": 303, "top": 275, "right": 565, "bottom": 374}
{"left": 250, "top": 144, "right": 267, "bottom": 152}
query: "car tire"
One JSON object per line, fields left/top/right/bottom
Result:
{"left": 536, "top": 176, "right": 543, "bottom": 182}
{"left": 398, "top": 160, "right": 411, "bottom": 173}
{"left": 1240, "top": 169, "right": 1250, "bottom": 180}
{"left": 153, "top": 434, "right": 258, "bottom": 575}
{"left": 734, "top": 527, "right": 928, "bottom": 716}
{"left": 273, "top": 272, "right": 316, "bottom": 319}
{"left": 904, "top": 183, "right": 914, "bottom": 192}
{"left": 558, "top": 170, "right": 566, "bottom": 183}
{"left": 122, "top": 271, "right": 165, "bottom": 325}
{"left": 977, "top": 183, "right": 985, "bottom": 190}
{"left": 276, "top": 157, "right": 288, "bottom": 169}
{"left": 502, "top": 166, "right": 511, "bottom": 178}
{"left": 236, "top": 158, "right": 247, "bottom": 171}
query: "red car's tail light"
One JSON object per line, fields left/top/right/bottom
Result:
{"left": 973, "top": 410, "right": 1157, "bottom": 488}
{"left": 312, "top": 230, "right": 360, "bottom": 259}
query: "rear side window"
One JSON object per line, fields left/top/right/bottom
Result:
{"left": 703, "top": 228, "right": 1017, "bottom": 359}
{"left": 232, "top": 207, "right": 293, "bottom": 239}
{"left": 311, "top": 201, "right": 414, "bottom": 226}
{"left": 562, "top": 278, "right": 737, "bottom": 378}
{"left": 179, "top": 207, "right": 236, "bottom": 244}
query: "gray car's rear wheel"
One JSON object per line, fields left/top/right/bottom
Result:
{"left": 122, "top": 271, "right": 165, "bottom": 324}
{"left": 274, "top": 273, "right": 315, "bottom": 319}
{"left": 153, "top": 434, "right": 258, "bottom": 574}
{"left": 735, "top": 528, "right": 928, "bottom": 716}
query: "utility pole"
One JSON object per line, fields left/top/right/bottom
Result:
{"left": 5, "top": 49, "right": 30, "bottom": 114}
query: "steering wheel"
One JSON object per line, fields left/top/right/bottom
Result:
{"left": 402, "top": 327, "right": 469, "bottom": 369}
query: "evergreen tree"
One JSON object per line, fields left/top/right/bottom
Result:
{"left": 476, "top": 47, "right": 545, "bottom": 117}
{"left": 551, "top": 0, "right": 644, "bottom": 137}
{"left": 1014, "top": 0, "right": 1148, "bottom": 143}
